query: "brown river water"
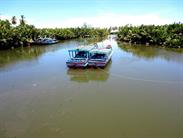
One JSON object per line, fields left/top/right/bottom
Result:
{"left": 0, "top": 36, "right": 183, "bottom": 138}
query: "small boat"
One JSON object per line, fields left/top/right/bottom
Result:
{"left": 33, "top": 38, "right": 58, "bottom": 45}
{"left": 88, "top": 47, "right": 113, "bottom": 67}
{"left": 66, "top": 45, "right": 95, "bottom": 68}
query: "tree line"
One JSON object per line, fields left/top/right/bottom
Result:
{"left": 1, "top": 15, "right": 182, "bottom": 49}
{"left": 0, "top": 16, "right": 109, "bottom": 49}
{"left": 117, "top": 23, "right": 183, "bottom": 48}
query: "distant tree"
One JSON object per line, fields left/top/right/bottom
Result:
{"left": 82, "top": 22, "right": 91, "bottom": 28}
{"left": 11, "top": 16, "right": 17, "bottom": 25}
{"left": 20, "top": 15, "right": 26, "bottom": 25}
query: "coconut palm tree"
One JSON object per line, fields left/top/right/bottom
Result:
{"left": 20, "top": 15, "right": 26, "bottom": 25}
{"left": 11, "top": 16, "right": 17, "bottom": 25}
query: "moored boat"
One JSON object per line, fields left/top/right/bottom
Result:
{"left": 33, "top": 38, "right": 58, "bottom": 45}
{"left": 88, "top": 47, "right": 113, "bottom": 67}
{"left": 66, "top": 45, "right": 95, "bottom": 68}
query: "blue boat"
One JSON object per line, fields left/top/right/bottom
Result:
{"left": 66, "top": 45, "right": 95, "bottom": 68}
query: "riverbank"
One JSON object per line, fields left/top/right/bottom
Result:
{"left": 0, "top": 17, "right": 109, "bottom": 50}
{"left": 117, "top": 23, "right": 183, "bottom": 48}
{"left": 1, "top": 16, "right": 182, "bottom": 50}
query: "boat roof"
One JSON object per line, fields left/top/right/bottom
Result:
{"left": 95, "top": 40, "right": 112, "bottom": 49}
{"left": 90, "top": 48, "right": 112, "bottom": 54}
{"left": 69, "top": 45, "right": 94, "bottom": 52}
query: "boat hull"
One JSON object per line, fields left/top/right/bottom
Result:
{"left": 32, "top": 41, "right": 58, "bottom": 45}
{"left": 32, "top": 39, "right": 58, "bottom": 45}
{"left": 88, "top": 60, "right": 109, "bottom": 67}
{"left": 66, "top": 61, "right": 88, "bottom": 68}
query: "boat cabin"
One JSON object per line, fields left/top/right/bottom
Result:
{"left": 68, "top": 46, "right": 94, "bottom": 59}
{"left": 90, "top": 49, "right": 112, "bottom": 60}
{"left": 88, "top": 48, "right": 113, "bottom": 67}
{"left": 66, "top": 45, "right": 95, "bottom": 67}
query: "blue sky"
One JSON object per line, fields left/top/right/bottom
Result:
{"left": 0, "top": 0, "right": 182, "bottom": 28}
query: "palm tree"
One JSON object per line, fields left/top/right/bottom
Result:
{"left": 11, "top": 16, "right": 17, "bottom": 25}
{"left": 20, "top": 15, "right": 26, "bottom": 25}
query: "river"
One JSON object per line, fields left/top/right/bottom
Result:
{"left": 0, "top": 36, "right": 183, "bottom": 138}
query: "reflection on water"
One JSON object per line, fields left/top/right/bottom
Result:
{"left": 0, "top": 44, "right": 62, "bottom": 70}
{"left": 67, "top": 61, "right": 111, "bottom": 82}
{"left": 0, "top": 47, "right": 43, "bottom": 67}
{"left": 118, "top": 42, "right": 183, "bottom": 63}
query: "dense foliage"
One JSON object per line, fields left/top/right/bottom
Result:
{"left": 117, "top": 23, "right": 183, "bottom": 48}
{"left": 0, "top": 16, "right": 109, "bottom": 49}
{"left": 1, "top": 16, "right": 182, "bottom": 49}
{"left": 38, "top": 27, "right": 109, "bottom": 40}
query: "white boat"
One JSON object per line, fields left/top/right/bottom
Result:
{"left": 88, "top": 47, "right": 113, "bottom": 67}
{"left": 33, "top": 38, "right": 58, "bottom": 45}
{"left": 66, "top": 45, "right": 95, "bottom": 68}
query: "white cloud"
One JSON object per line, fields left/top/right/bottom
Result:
{"left": 0, "top": 15, "right": 12, "bottom": 20}
{"left": 1, "top": 13, "right": 175, "bottom": 28}
{"left": 36, "top": 13, "right": 174, "bottom": 28}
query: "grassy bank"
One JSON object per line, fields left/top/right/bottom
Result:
{"left": 117, "top": 23, "right": 183, "bottom": 48}
{"left": 0, "top": 16, "right": 109, "bottom": 50}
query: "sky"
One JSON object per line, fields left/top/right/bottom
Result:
{"left": 0, "top": 0, "right": 183, "bottom": 28}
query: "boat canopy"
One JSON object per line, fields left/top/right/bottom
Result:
{"left": 90, "top": 48, "right": 112, "bottom": 55}
{"left": 75, "top": 45, "right": 94, "bottom": 51}
{"left": 68, "top": 45, "right": 95, "bottom": 59}
{"left": 94, "top": 41, "right": 112, "bottom": 49}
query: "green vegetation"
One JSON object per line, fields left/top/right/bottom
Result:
{"left": 38, "top": 27, "right": 109, "bottom": 40}
{"left": 1, "top": 15, "right": 182, "bottom": 49}
{"left": 0, "top": 16, "right": 109, "bottom": 49}
{"left": 117, "top": 23, "right": 183, "bottom": 48}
